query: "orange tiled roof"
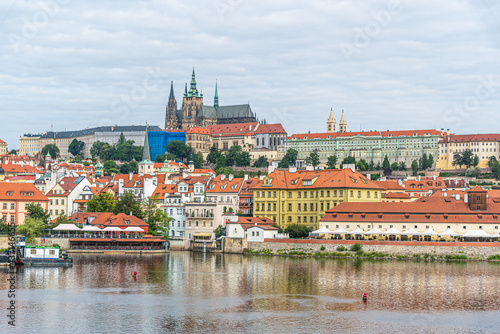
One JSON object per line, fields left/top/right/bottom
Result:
{"left": 207, "top": 175, "right": 244, "bottom": 193}
{"left": 0, "top": 182, "right": 48, "bottom": 202}
{"left": 373, "top": 180, "right": 406, "bottom": 191}
{"left": 152, "top": 184, "right": 177, "bottom": 200}
{"left": 187, "top": 127, "right": 210, "bottom": 135}
{"left": 253, "top": 169, "right": 382, "bottom": 190}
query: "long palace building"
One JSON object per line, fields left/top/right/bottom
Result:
{"left": 281, "top": 110, "right": 444, "bottom": 167}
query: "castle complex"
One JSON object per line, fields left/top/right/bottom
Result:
{"left": 165, "top": 67, "right": 257, "bottom": 129}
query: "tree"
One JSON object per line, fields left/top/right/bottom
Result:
{"left": 491, "top": 161, "right": 500, "bottom": 179}
{"left": 155, "top": 154, "right": 166, "bottom": 163}
{"left": 224, "top": 145, "right": 244, "bottom": 166}
{"left": 142, "top": 196, "right": 171, "bottom": 235}
{"left": 206, "top": 145, "right": 221, "bottom": 164}
{"left": 236, "top": 151, "right": 251, "bottom": 167}
{"left": 411, "top": 160, "right": 419, "bottom": 176}
{"left": 113, "top": 191, "right": 144, "bottom": 219}
{"left": 68, "top": 139, "right": 85, "bottom": 157}
{"left": 26, "top": 203, "right": 50, "bottom": 225}
{"left": 253, "top": 156, "right": 269, "bottom": 168}
{"left": 8, "top": 149, "right": 16, "bottom": 155}
{"left": 214, "top": 225, "right": 226, "bottom": 238}
{"left": 390, "top": 162, "right": 398, "bottom": 171}
{"left": 215, "top": 155, "right": 226, "bottom": 171}
{"left": 327, "top": 155, "right": 337, "bottom": 169}
{"left": 16, "top": 217, "right": 46, "bottom": 245}
{"left": 87, "top": 192, "right": 115, "bottom": 213}
{"left": 193, "top": 152, "right": 204, "bottom": 169}
{"left": 368, "top": 160, "right": 375, "bottom": 171}
{"left": 341, "top": 156, "right": 356, "bottom": 166}
{"left": 167, "top": 140, "right": 189, "bottom": 162}
{"left": 305, "top": 149, "right": 320, "bottom": 169}
{"left": 278, "top": 149, "right": 298, "bottom": 168}
{"left": 284, "top": 223, "right": 311, "bottom": 239}
{"left": 421, "top": 153, "right": 428, "bottom": 170}
{"left": 375, "top": 162, "right": 381, "bottom": 170}
{"left": 382, "top": 155, "right": 391, "bottom": 170}
{"left": 473, "top": 155, "right": 479, "bottom": 167}
{"left": 398, "top": 161, "right": 406, "bottom": 171}
{"left": 103, "top": 160, "right": 119, "bottom": 175}
{"left": 42, "top": 144, "right": 60, "bottom": 159}
{"left": 453, "top": 149, "right": 474, "bottom": 168}
{"left": 488, "top": 156, "right": 498, "bottom": 168}
{"left": 427, "top": 154, "right": 434, "bottom": 169}
{"left": 356, "top": 159, "right": 368, "bottom": 171}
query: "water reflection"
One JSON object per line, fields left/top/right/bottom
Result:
{"left": 0, "top": 252, "right": 499, "bottom": 333}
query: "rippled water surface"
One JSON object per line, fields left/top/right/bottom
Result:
{"left": 1, "top": 252, "right": 500, "bottom": 333}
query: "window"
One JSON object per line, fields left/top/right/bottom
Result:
{"left": 310, "top": 216, "right": 314, "bottom": 222}
{"left": 304, "top": 192, "right": 307, "bottom": 198}
{"left": 31, "top": 250, "right": 36, "bottom": 254}
{"left": 358, "top": 191, "right": 361, "bottom": 198}
{"left": 288, "top": 203, "right": 292, "bottom": 211}
{"left": 321, "top": 191, "right": 324, "bottom": 197}
{"left": 61, "top": 199, "right": 64, "bottom": 205}
{"left": 288, "top": 192, "right": 292, "bottom": 198}
{"left": 10, "top": 215, "right": 15, "bottom": 222}
{"left": 10, "top": 203, "right": 14, "bottom": 210}
{"left": 298, "top": 203, "right": 301, "bottom": 211}
{"left": 49, "top": 250, "right": 55, "bottom": 255}
{"left": 273, "top": 203, "right": 276, "bottom": 211}
{"left": 273, "top": 191, "right": 276, "bottom": 198}
{"left": 320, "top": 203, "right": 324, "bottom": 211}
{"left": 298, "top": 216, "right": 301, "bottom": 222}
{"left": 350, "top": 190, "right": 353, "bottom": 197}
{"left": 2, "top": 203, "right": 6, "bottom": 210}
{"left": 55, "top": 199, "right": 58, "bottom": 205}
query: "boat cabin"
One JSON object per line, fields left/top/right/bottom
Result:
{"left": 24, "top": 247, "right": 60, "bottom": 259}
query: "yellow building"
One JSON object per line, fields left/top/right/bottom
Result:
{"left": 252, "top": 168, "right": 383, "bottom": 229}
{"left": 0, "top": 139, "right": 7, "bottom": 155}
{"left": 437, "top": 134, "right": 500, "bottom": 170}
{"left": 19, "top": 135, "right": 41, "bottom": 156}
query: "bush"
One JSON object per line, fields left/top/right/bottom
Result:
{"left": 487, "top": 254, "right": 500, "bottom": 260}
{"left": 355, "top": 249, "right": 364, "bottom": 256}
{"left": 51, "top": 243, "right": 61, "bottom": 249}
{"left": 350, "top": 243, "right": 362, "bottom": 252}
{"left": 284, "top": 224, "right": 311, "bottom": 239}
{"left": 320, "top": 245, "right": 326, "bottom": 251}
{"left": 336, "top": 245, "right": 347, "bottom": 251}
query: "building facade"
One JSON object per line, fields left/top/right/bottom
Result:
{"left": 437, "top": 133, "right": 500, "bottom": 170}
{"left": 186, "top": 127, "right": 212, "bottom": 154}
{"left": 284, "top": 128, "right": 442, "bottom": 167}
{"left": 165, "top": 68, "right": 256, "bottom": 130}
{"left": 23, "top": 125, "right": 162, "bottom": 160}
{"left": 252, "top": 168, "right": 383, "bottom": 230}
{"left": 0, "top": 139, "right": 7, "bottom": 155}
{"left": 0, "top": 182, "right": 49, "bottom": 225}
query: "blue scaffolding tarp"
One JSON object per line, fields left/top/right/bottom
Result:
{"left": 148, "top": 130, "right": 186, "bottom": 161}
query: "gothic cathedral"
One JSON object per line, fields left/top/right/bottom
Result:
{"left": 165, "top": 67, "right": 256, "bottom": 129}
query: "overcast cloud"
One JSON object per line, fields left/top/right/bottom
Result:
{"left": 1, "top": 0, "right": 499, "bottom": 149}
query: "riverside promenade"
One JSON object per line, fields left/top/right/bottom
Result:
{"left": 245, "top": 239, "right": 500, "bottom": 260}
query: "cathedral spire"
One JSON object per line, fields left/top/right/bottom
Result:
{"left": 188, "top": 66, "right": 199, "bottom": 97}
{"left": 141, "top": 125, "right": 151, "bottom": 163}
{"left": 339, "top": 109, "right": 347, "bottom": 133}
{"left": 214, "top": 80, "right": 219, "bottom": 109}
{"left": 169, "top": 81, "right": 175, "bottom": 99}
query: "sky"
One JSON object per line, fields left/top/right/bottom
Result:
{"left": 1, "top": 0, "right": 500, "bottom": 149}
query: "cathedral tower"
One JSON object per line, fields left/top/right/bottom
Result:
{"left": 181, "top": 66, "right": 203, "bottom": 128}
{"left": 165, "top": 81, "right": 178, "bottom": 129}
{"left": 339, "top": 109, "right": 347, "bottom": 133}
{"left": 327, "top": 108, "right": 336, "bottom": 132}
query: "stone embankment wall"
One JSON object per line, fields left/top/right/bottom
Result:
{"left": 0, "top": 236, "right": 70, "bottom": 250}
{"left": 169, "top": 239, "right": 186, "bottom": 251}
{"left": 224, "top": 237, "right": 247, "bottom": 254}
{"left": 247, "top": 239, "right": 500, "bottom": 260}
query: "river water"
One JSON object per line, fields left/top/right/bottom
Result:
{"left": 1, "top": 252, "right": 499, "bottom": 333}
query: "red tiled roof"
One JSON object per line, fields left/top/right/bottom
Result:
{"left": 373, "top": 180, "right": 406, "bottom": 191}
{"left": 254, "top": 123, "right": 286, "bottom": 134}
{"left": 207, "top": 122, "right": 259, "bottom": 136}
{"left": 384, "top": 192, "right": 411, "bottom": 199}
{"left": 152, "top": 184, "right": 177, "bottom": 200}
{"left": 440, "top": 134, "right": 500, "bottom": 143}
{"left": 288, "top": 129, "right": 442, "bottom": 140}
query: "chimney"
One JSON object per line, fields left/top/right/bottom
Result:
{"left": 221, "top": 174, "right": 225, "bottom": 181}
{"left": 433, "top": 175, "right": 436, "bottom": 181}
{"left": 228, "top": 174, "right": 233, "bottom": 181}
{"left": 289, "top": 166, "right": 297, "bottom": 173}
{"left": 244, "top": 174, "right": 249, "bottom": 181}
{"left": 464, "top": 193, "right": 468, "bottom": 203}
{"left": 267, "top": 165, "right": 275, "bottom": 174}
{"left": 418, "top": 175, "right": 421, "bottom": 181}
{"left": 129, "top": 172, "right": 133, "bottom": 181}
